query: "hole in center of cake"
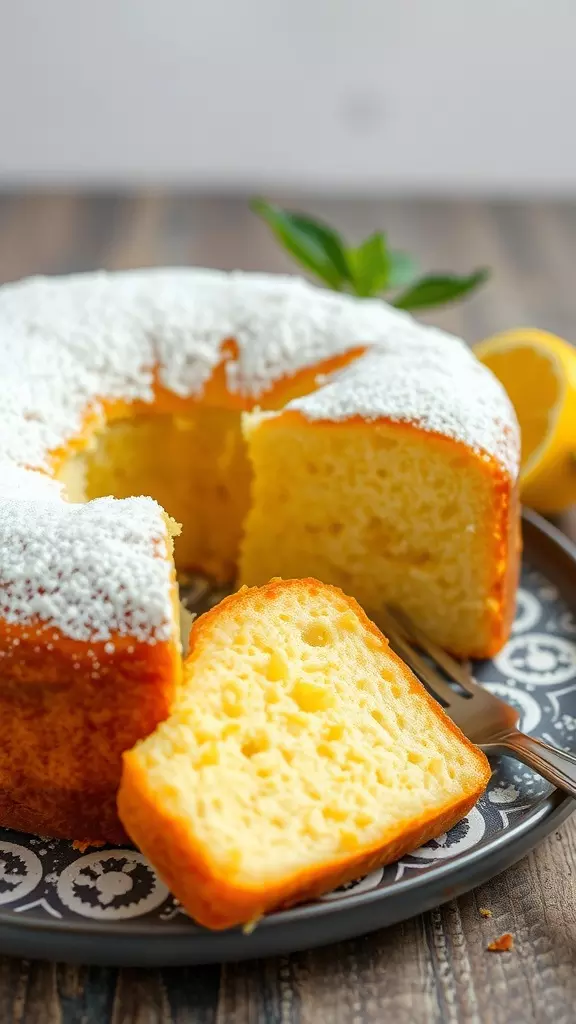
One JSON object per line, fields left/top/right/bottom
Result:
{"left": 55, "top": 409, "right": 251, "bottom": 584}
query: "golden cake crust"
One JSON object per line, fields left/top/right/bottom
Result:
{"left": 0, "top": 605, "right": 181, "bottom": 843}
{"left": 118, "top": 578, "right": 491, "bottom": 930}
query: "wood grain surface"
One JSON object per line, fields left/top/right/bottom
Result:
{"left": 0, "top": 192, "right": 575, "bottom": 1023}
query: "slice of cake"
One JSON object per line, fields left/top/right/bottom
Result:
{"left": 118, "top": 578, "right": 490, "bottom": 930}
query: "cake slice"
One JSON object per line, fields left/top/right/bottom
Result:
{"left": 118, "top": 578, "right": 490, "bottom": 930}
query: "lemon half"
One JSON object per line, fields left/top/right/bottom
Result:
{"left": 474, "top": 328, "right": 576, "bottom": 513}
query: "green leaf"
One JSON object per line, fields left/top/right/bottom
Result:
{"left": 348, "top": 232, "right": 390, "bottom": 297}
{"left": 387, "top": 250, "right": 418, "bottom": 290}
{"left": 392, "top": 268, "right": 489, "bottom": 311}
{"left": 250, "top": 198, "right": 491, "bottom": 311}
{"left": 251, "top": 198, "right": 351, "bottom": 290}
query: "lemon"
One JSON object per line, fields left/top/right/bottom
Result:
{"left": 474, "top": 328, "right": 576, "bottom": 513}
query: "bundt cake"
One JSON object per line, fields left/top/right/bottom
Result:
{"left": 118, "top": 578, "right": 491, "bottom": 930}
{"left": 0, "top": 268, "right": 519, "bottom": 841}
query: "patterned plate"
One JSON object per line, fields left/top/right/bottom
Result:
{"left": 0, "top": 510, "right": 574, "bottom": 966}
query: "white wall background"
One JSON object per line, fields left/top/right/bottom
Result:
{"left": 1, "top": 0, "right": 576, "bottom": 193}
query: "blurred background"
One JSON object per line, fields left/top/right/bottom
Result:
{"left": 1, "top": 0, "right": 575, "bottom": 338}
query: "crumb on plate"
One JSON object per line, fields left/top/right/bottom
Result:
{"left": 487, "top": 932, "right": 514, "bottom": 952}
{"left": 242, "top": 917, "right": 261, "bottom": 936}
{"left": 72, "top": 839, "right": 106, "bottom": 853}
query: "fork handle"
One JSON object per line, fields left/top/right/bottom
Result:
{"left": 482, "top": 730, "right": 576, "bottom": 799}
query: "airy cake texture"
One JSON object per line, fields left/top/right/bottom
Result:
{"left": 118, "top": 578, "right": 491, "bottom": 930}
{"left": 0, "top": 268, "right": 518, "bottom": 840}
{"left": 60, "top": 407, "right": 252, "bottom": 583}
{"left": 241, "top": 408, "right": 518, "bottom": 658}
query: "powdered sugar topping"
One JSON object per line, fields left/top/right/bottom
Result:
{"left": 0, "top": 495, "right": 175, "bottom": 642}
{"left": 285, "top": 339, "right": 520, "bottom": 477}
{"left": 0, "top": 269, "right": 413, "bottom": 469}
{"left": 0, "top": 267, "right": 519, "bottom": 641}
{"left": 0, "top": 464, "right": 64, "bottom": 501}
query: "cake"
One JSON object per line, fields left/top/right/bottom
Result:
{"left": 0, "top": 268, "right": 519, "bottom": 841}
{"left": 0, "top": 473, "right": 181, "bottom": 841}
{"left": 118, "top": 578, "right": 491, "bottom": 930}
{"left": 241, "top": 346, "right": 520, "bottom": 657}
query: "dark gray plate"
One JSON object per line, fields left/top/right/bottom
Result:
{"left": 0, "top": 509, "right": 574, "bottom": 966}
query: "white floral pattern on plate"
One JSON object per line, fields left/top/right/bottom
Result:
{"left": 496, "top": 633, "right": 576, "bottom": 687}
{"left": 512, "top": 588, "right": 541, "bottom": 634}
{"left": 55, "top": 851, "right": 169, "bottom": 921}
{"left": 0, "top": 843, "right": 43, "bottom": 906}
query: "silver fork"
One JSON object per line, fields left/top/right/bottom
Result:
{"left": 382, "top": 606, "right": 576, "bottom": 798}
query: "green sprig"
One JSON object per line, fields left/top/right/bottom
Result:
{"left": 251, "top": 198, "right": 488, "bottom": 312}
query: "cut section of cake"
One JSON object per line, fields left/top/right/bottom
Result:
{"left": 118, "top": 578, "right": 490, "bottom": 930}
{"left": 240, "top": 346, "right": 520, "bottom": 658}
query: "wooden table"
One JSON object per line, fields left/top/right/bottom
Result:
{"left": 0, "top": 192, "right": 575, "bottom": 1023}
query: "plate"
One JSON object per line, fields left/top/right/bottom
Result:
{"left": 0, "top": 509, "right": 574, "bottom": 966}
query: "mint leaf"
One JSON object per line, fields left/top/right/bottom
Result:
{"left": 250, "top": 198, "right": 491, "bottom": 311}
{"left": 392, "top": 269, "right": 489, "bottom": 311}
{"left": 348, "top": 232, "right": 390, "bottom": 297}
{"left": 388, "top": 250, "right": 417, "bottom": 290}
{"left": 251, "top": 199, "right": 351, "bottom": 291}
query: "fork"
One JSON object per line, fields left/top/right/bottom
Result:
{"left": 382, "top": 606, "right": 576, "bottom": 798}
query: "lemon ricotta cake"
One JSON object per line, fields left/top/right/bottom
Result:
{"left": 0, "top": 269, "right": 519, "bottom": 840}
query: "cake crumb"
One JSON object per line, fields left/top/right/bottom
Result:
{"left": 72, "top": 839, "right": 106, "bottom": 853}
{"left": 487, "top": 932, "right": 514, "bottom": 952}
{"left": 479, "top": 907, "right": 492, "bottom": 918}
{"left": 242, "top": 916, "right": 261, "bottom": 936}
